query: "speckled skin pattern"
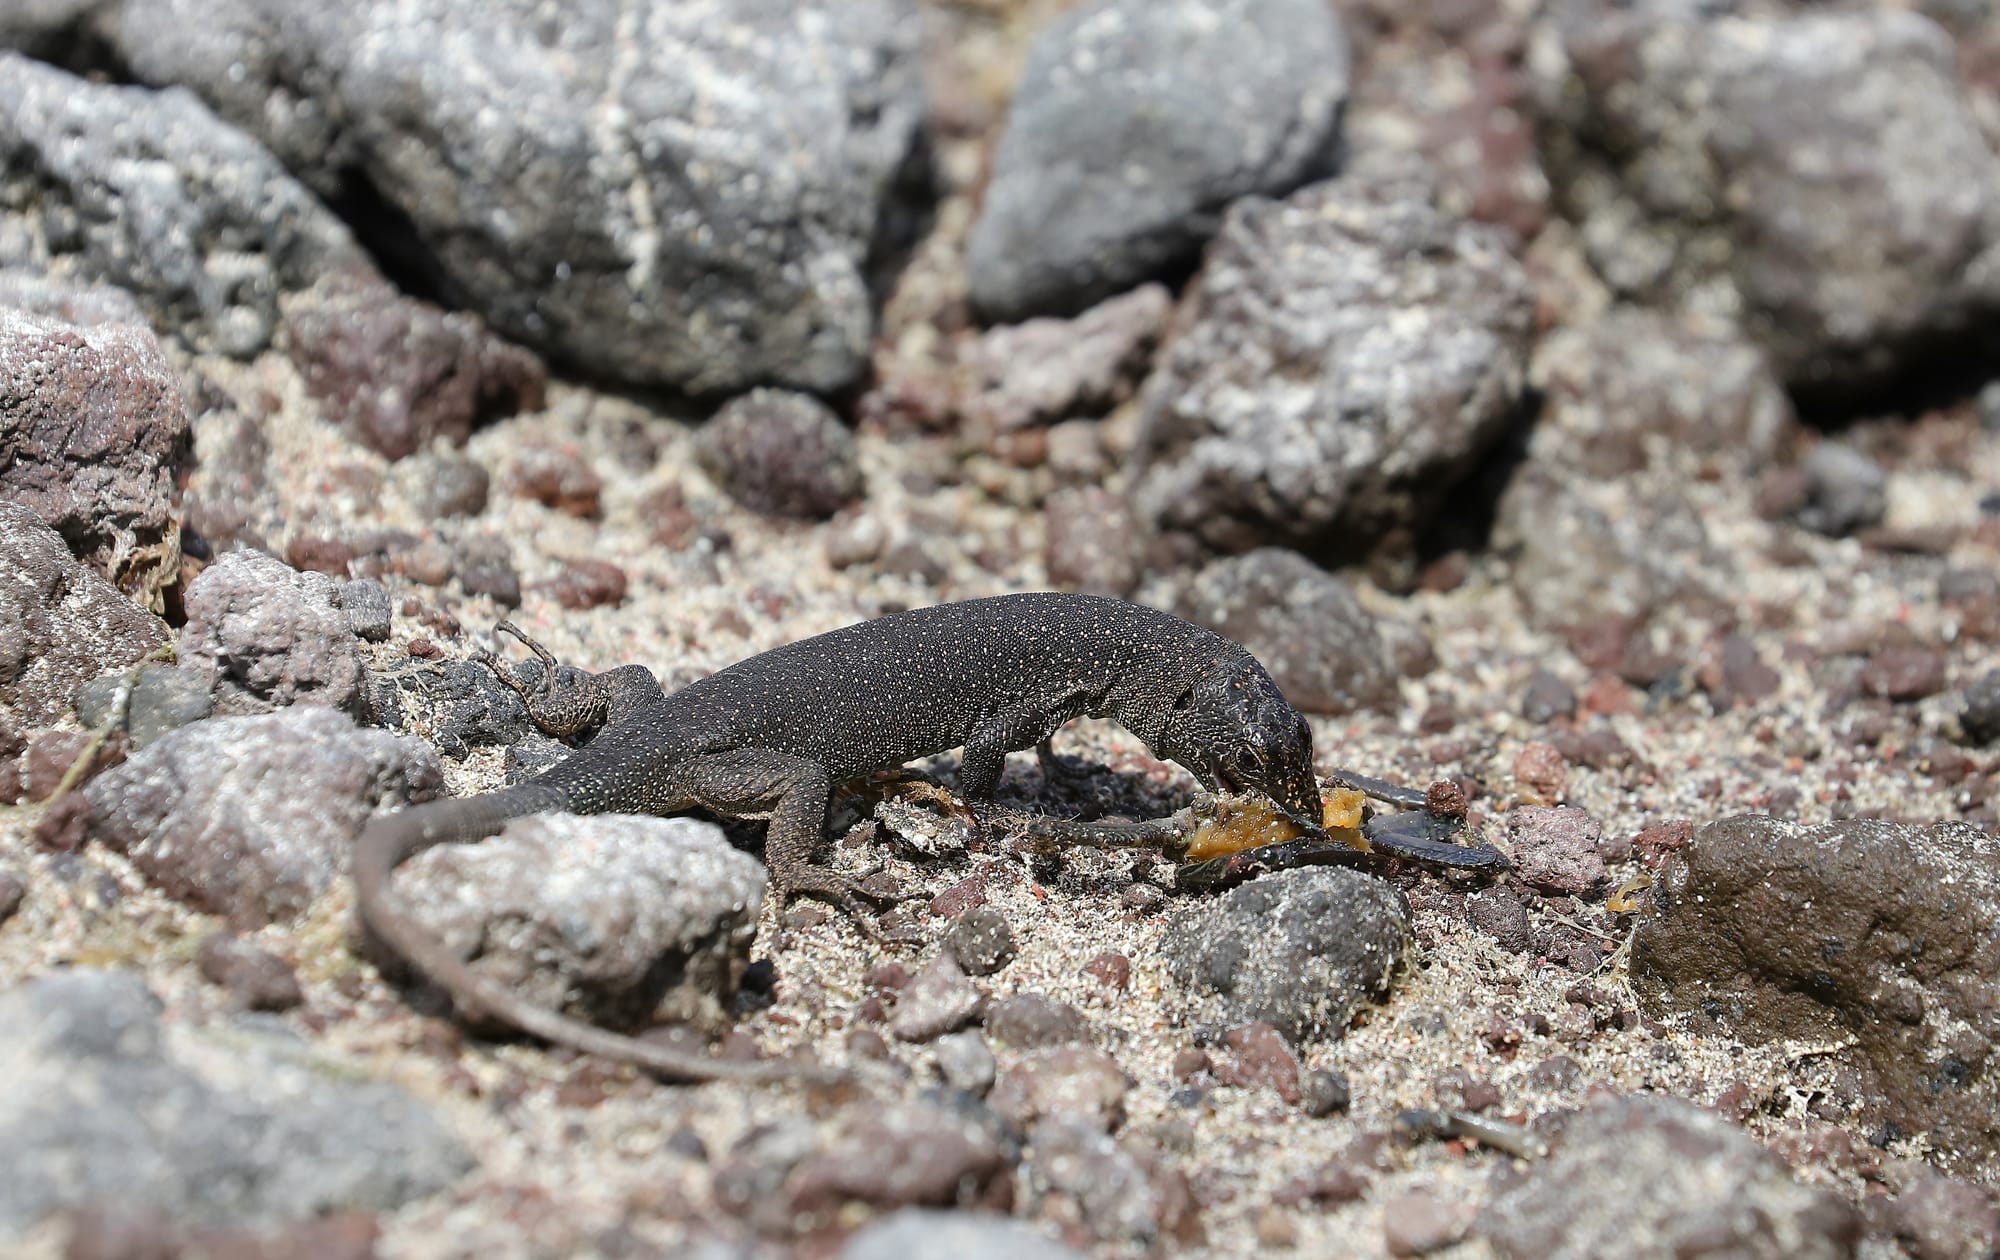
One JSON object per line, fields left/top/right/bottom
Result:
{"left": 354, "top": 592, "right": 1322, "bottom": 1082}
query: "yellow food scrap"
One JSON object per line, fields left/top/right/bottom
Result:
{"left": 1606, "top": 873, "right": 1653, "bottom": 914}
{"left": 1181, "top": 788, "right": 1372, "bottom": 861}
{"left": 1322, "top": 786, "right": 1367, "bottom": 831}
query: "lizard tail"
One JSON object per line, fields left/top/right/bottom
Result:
{"left": 352, "top": 790, "right": 829, "bottom": 1086}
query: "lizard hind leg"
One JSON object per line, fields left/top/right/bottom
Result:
{"left": 675, "top": 748, "right": 889, "bottom": 937}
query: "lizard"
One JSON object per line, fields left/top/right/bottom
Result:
{"left": 354, "top": 592, "right": 1355, "bottom": 1084}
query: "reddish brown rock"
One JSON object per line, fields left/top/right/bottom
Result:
{"left": 283, "top": 270, "right": 545, "bottom": 460}
{"left": 0, "top": 307, "right": 189, "bottom": 601}
{"left": 0, "top": 504, "right": 170, "bottom": 729}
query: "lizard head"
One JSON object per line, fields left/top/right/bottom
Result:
{"left": 1163, "top": 656, "right": 1322, "bottom": 830}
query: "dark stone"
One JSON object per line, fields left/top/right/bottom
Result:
{"left": 1962, "top": 670, "right": 2000, "bottom": 745}
{"left": 1172, "top": 549, "right": 1400, "bottom": 716}
{"left": 967, "top": 0, "right": 1347, "bottom": 321}
{"left": 1632, "top": 814, "right": 2000, "bottom": 1179}
{"left": 941, "top": 906, "right": 1017, "bottom": 977}
{"left": 1162, "top": 867, "right": 1411, "bottom": 1044}
{"left": 694, "top": 390, "right": 863, "bottom": 520}
{"left": 404, "top": 451, "right": 490, "bottom": 519}
{"left": 1521, "top": 669, "right": 1577, "bottom": 724}
{"left": 337, "top": 579, "right": 393, "bottom": 644}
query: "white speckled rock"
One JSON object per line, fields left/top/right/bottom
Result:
{"left": 390, "top": 813, "right": 767, "bottom": 1034}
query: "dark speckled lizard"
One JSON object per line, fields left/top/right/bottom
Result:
{"left": 354, "top": 592, "right": 1337, "bottom": 1084}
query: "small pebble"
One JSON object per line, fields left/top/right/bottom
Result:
{"left": 195, "top": 933, "right": 304, "bottom": 1012}
{"left": 0, "top": 872, "right": 24, "bottom": 924}
{"left": 888, "top": 952, "right": 983, "bottom": 1043}
{"left": 1382, "top": 1190, "right": 1472, "bottom": 1257}
{"left": 985, "top": 993, "right": 1091, "bottom": 1048}
{"left": 942, "top": 905, "right": 1017, "bottom": 976}
{"left": 1521, "top": 669, "right": 1576, "bottom": 724}
{"left": 1301, "top": 1068, "right": 1352, "bottom": 1118}
{"left": 1081, "top": 952, "right": 1131, "bottom": 990}
{"left": 931, "top": 1030, "right": 997, "bottom": 1097}
{"left": 1961, "top": 670, "right": 2000, "bottom": 745}
{"left": 1513, "top": 742, "right": 1569, "bottom": 804}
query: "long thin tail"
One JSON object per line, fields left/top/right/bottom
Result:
{"left": 352, "top": 789, "right": 829, "bottom": 1085}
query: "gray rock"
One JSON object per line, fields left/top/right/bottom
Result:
{"left": 1022, "top": 1119, "right": 1169, "bottom": 1247}
{"left": 389, "top": 814, "right": 765, "bottom": 1034}
{"left": 43, "top": 0, "right": 924, "bottom": 394}
{"left": 958, "top": 285, "right": 1171, "bottom": 432}
{"left": 0, "top": 304, "right": 190, "bottom": 601}
{"left": 1526, "top": 309, "right": 1793, "bottom": 479}
{"left": 1129, "top": 162, "right": 1535, "bottom": 559}
{"left": 1162, "top": 867, "right": 1410, "bottom": 1045}
{"left": 1632, "top": 815, "right": 2000, "bottom": 1180}
{"left": 1795, "top": 442, "right": 1888, "bottom": 538}
{"left": 1531, "top": 3, "right": 2000, "bottom": 396}
{"left": 891, "top": 950, "right": 986, "bottom": 1043}
{"left": 337, "top": 578, "right": 393, "bottom": 643}
{"left": 967, "top": 0, "right": 1348, "bottom": 321}
{"left": 1043, "top": 487, "right": 1146, "bottom": 600}
{"left": 840, "top": 1209, "right": 1083, "bottom": 1260}
{"left": 0, "top": 503, "right": 169, "bottom": 729}
{"left": 1480, "top": 1095, "right": 1859, "bottom": 1259}
{"left": 83, "top": 707, "right": 444, "bottom": 928}
{"left": 694, "top": 389, "right": 865, "bottom": 521}
{"left": 367, "top": 655, "right": 540, "bottom": 762}
{"left": 1172, "top": 549, "right": 1400, "bottom": 716}
{"left": 178, "top": 549, "right": 368, "bottom": 717}
{"left": 0, "top": 267, "right": 148, "bottom": 328}
{"left": 75, "top": 665, "right": 215, "bottom": 750}
{"left": 0, "top": 53, "right": 369, "bottom": 357}
{"left": 0, "top": 969, "right": 470, "bottom": 1238}
{"left": 1493, "top": 465, "right": 1720, "bottom": 633}
{"left": 932, "top": 1031, "right": 997, "bottom": 1097}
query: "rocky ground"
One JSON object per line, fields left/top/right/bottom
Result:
{"left": 3, "top": 0, "right": 2000, "bottom": 1257}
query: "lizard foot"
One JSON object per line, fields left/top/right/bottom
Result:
{"left": 773, "top": 865, "right": 902, "bottom": 941}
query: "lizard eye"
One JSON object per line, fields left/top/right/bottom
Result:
{"left": 1171, "top": 686, "right": 1195, "bottom": 712}
{"left": 1235, "top": 747, "right": 1265, "bottom": 776}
